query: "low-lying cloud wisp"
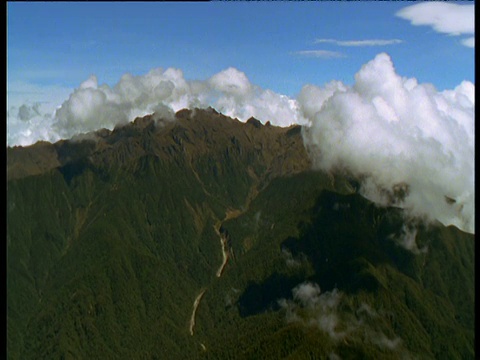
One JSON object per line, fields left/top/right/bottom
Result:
{"left": 278, "top": 282, "right": 405, "bottom": 352}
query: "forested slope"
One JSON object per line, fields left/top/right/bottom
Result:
{"left": 7, "top": 109, "right": 474, "bottom": 359}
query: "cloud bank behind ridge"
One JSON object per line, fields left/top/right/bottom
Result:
{"left": 7, "top": 53, "right": 474, "bottom": 233}
{"left": 300, "top": 53, "right": 474, "bottom": 234}
{"left": 7, "top": 67, "right": 305, "bottom": 146}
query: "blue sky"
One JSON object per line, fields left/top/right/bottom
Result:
{"left": 7, "top": 1, "right": 474, "bottom": 96}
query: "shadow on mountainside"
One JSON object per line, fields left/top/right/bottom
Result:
{"left": 237, "top": 190, "right": 429, "bottom": 317}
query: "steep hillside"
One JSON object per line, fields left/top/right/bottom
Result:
{"left": 7, "top": 109, "right": 474, "bottom": 359}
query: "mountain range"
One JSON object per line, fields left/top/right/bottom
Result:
{"left": 7, "top": 108, "right": 474, "bottom": 359}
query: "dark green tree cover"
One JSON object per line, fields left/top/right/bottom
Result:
{"left": 7, "top": 109, "right": 474, "bottom": 359}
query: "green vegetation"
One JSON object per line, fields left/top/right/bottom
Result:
{"left": 7, "top": 109, "right": 474, "bottom": 359}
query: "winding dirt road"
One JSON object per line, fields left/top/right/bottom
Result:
{"left": 189, "top": 289, "right": 206, "bottom": 336}
{"left": 215, "top": 226, "right": 229, "bottom": 277}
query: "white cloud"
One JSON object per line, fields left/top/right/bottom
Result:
{"left": 461, "top": 36, "right": 475, "bottom": 48}
{"left": 396, "top": 2, "right": 474, "bottom": 48}
{"left": 7, "top": 66, "right": 307, "bottom": 147}
{"left": 297, "top": 81, "right": 348, "bottom": 122}
{"left": 293, "top": 50, "right": 346, "bottom": 59}
{"left": 279, "top": 282, "right": 404, "bottom": 351}
{"left": 293, "top": 282, "right": 323, "bottom": 308}
{"left": 17, "top": 103, "right": 42, "bottom": 121}
{"left": 388, "top": 223, "right": 428, "bottom": 255}
{"left": 281, "top": 248, "right": 304, "bottom": 268}
{"left": 300, "top": 53, "right": 474, "bottom": 233}
{"left": 315, "top": 38, "right": 404, "bottom": 47}
{"left": 285, "top": 283, "right": 347, "bottom": 340}
{"left": 7, "top": 81, "right": 73, "bottom": 146}
{"left": 208, "top": 67, "right": 252, "bottom": 97}
{"left": 53, "top": 75, "right": 129, "bottom": 138}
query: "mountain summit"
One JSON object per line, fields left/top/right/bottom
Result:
{"left": 7, "top": 109, "right": 474, "bottom": 359}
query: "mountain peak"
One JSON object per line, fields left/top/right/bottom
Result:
{"left": 7, "top": 108, "right": 311, "bottom": 181}
{"left": 246, "top": 116, "right": 262, "bottom": 128}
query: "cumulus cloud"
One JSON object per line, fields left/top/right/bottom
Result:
{"left": 396, "top": 2, "right": 475, "bottom": 48}
{"left": 203, "top": 68, "right": 306, "bottom": 126}
{"left": 53, "top": 75, "right": 129, "bottom": 138}
{"left": 300, "top": 53, "right": 474, "bottom": 234}
{"left": 7, "top": 81, "right": 74, "bottom": 146}
{"left": 315, "top": 38, "right": 404, "bottom": 47}
{"left": 17, "top": 103, "right": 42, "bottom": 121}
{"left": 7, "top": 66, "right": 307, "bottom": 146}
{"left": 297, "top": 81, "right": 348, "bottom": 122}
{"left": 209, "top": 67, "right": 252, "bottom": 97}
